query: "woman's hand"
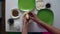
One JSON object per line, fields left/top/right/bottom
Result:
{"left": 29, "top": 12, "right": 60, "bottom": 34}
{"left": 23, "top": 14, "right": 29, "bottom": 25}
{"left": 22, "top": 14, "right": 30, "bottom": 34}
{"left": 28, "top": 12, "right": 40, "bottom": 23}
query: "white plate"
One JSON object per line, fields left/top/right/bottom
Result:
{"left": 11, "top": 8, "right": 20, "bottom": 19}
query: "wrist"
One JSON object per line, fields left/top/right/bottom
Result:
{"left": 34, "top": 18, "right": 40, "bottom": 23}
{"left": 23, "top": 23, "right": 28, "bottom": 30}
{"left": 35, "top": 18, "right": 44, "bottom": 24}
{"left": 23, "top": 23, "right": 28, "bottom": 26}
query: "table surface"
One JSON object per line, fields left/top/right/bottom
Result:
{"left": 6, "top": 0, "right": 60, "bottom": 32}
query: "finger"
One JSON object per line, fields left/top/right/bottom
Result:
{"left": 23, "top": 14, "right": 27, "bottom": 19}
{"left": 29, "top": 12, "right": 36, "bottom": 18}
{"left": 29, "top": 12, "right": 36, "bottom": 15}
{"left": 23, "top": 15, "right": 29, "bottom": 23}
{"left": 29, "top": 12, "right": 34, "bottom": 17}
{"left": 30, "top": 16, "right": 35, "bottom": 20}
{"left": 23, "top": 15, "right": 26, "bottom": 22}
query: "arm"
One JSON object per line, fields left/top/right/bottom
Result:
{"left": 22, "top": 15, "right": 28, "bottom": 34}
{"left": 36, "top": 19, "right": 60, "bottom": 34}
{"left": 22, "top": 23, "right": 28, "bottom": 34}
{"left": 29, "top": 12, "right": 60, "bottom": 34}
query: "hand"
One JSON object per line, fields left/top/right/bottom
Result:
{"left": 28, "top": 12, "right": 39, "bottom": 22}
{"left": 29, "top": 12, "right": 60, "bottom": 34}
{"left": 23, "top": 14, "right": 29, "bottom": 25}
{"left": 22, "top": 14, "right": 28, "bottom": 34}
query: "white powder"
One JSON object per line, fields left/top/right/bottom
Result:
{"left": 36, "top": 0, "right": 45, "bottom": 10}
